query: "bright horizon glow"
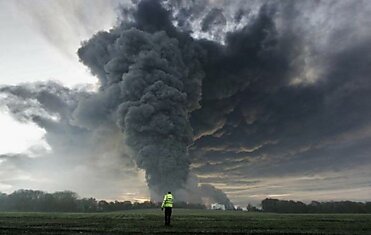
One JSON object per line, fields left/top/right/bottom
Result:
{"left": 0, "top": 107, "right": 46, "bottom": 155}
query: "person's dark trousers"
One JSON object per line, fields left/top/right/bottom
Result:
{"left": 164, "top": 207, "right": 172, "bottom": 225}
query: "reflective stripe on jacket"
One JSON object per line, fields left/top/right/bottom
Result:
{"left": 161, "top": 194, "right": 173, "bottom": 208}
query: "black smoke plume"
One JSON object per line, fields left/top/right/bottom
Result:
{"left": 77, "top": 0, "right": 204, "bottom": 200}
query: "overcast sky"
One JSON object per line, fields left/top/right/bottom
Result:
{"left": 0, "top": 0, "right": 108, "bottom": 154}
{"left": 0, "top": 0, "right": 370, "bottom": 207}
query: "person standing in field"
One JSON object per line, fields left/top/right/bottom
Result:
{"left": 161, "top": 191, "right": 173, "bottom": 226}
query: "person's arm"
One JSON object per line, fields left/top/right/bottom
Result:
{"left": 161, "top": 195, "right": 166, "bottom": 208}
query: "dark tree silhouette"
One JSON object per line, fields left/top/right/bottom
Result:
{"left": 262, "top": 198, "right": 371, "bottom": 213}
{"left": 0, "top": 189, "right": 205, "bottom": 212}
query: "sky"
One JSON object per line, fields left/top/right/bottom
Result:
{"left": 0, "top": 0, "right": 110, "bottom": 155}
{"left": 0, "top": 0, "right": 371, "bottom": 207}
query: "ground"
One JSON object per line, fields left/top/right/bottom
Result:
{"left": 0, "top": 209, "right": 370, "bottom": 234}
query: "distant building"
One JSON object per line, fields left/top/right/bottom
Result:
{"left": 210, "top": 203, "right": 226, "bottom": 210}
{"left": 234, "top": 205, "right": 245, "bottom": 211}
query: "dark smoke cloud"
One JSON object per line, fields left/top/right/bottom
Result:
{"left": 160, "top": 0, "right": 371, "bottom": 204}
{"left": 77, "top": 0, "right": 205, "bottom": 200}
{"left": 185, "top": 0, "right": 371, "bottom": 204}
{"left": 2, "top": 0, "right": 371, "bottom": 206}
{"left": 190, "top": 0, "right": 371, "bottom": 165}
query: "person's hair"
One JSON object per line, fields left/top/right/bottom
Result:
{"left": 168, "top": 191, "right": 171, "bottom": 194}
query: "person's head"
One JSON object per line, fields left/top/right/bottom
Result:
{"left": 168, "top": 191, "right": 171, "bottom": 194}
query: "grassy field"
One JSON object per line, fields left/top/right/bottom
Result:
{"left": 0, "top": 209, "right": 370, "bottom": 234}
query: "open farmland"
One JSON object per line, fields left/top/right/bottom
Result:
{"left": 0, "top": 209, "right": 370, "bottom": 234}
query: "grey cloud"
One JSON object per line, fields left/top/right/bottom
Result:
{"left": 0, "top": 81, "right": 146, "bottom": 200}
{"left": 201, "top": 8, "right": 226, "bottom": 32}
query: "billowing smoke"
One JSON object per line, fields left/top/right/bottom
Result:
{"left": 77, "top": 0, "right": 204, "bottom": 200}
{"left": 2, "top": 0, "right": 371, "bottom": 206}
{"left": 199, "top": 184, "right": 234, "bottom": 210}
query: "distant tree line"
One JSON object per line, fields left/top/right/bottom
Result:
{"left": 0, "top": 190, "right": 205, "bottom": 212}
{"left": 262, "top": 198, "right": 371, "bottom": 213}
{"left": 2, "top": 190, "right": 370, "bottom": 213}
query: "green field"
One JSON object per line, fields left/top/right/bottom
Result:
{"left": 0, "top": 209, "right": 371, "bottom": 234}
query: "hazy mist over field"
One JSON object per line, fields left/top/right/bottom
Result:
{"left": 1, "top": 0, "right": 371, "bottom": 206}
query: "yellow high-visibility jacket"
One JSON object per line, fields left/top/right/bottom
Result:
{"left": 161, "top": 193, "right": 173, "bottom": 208}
